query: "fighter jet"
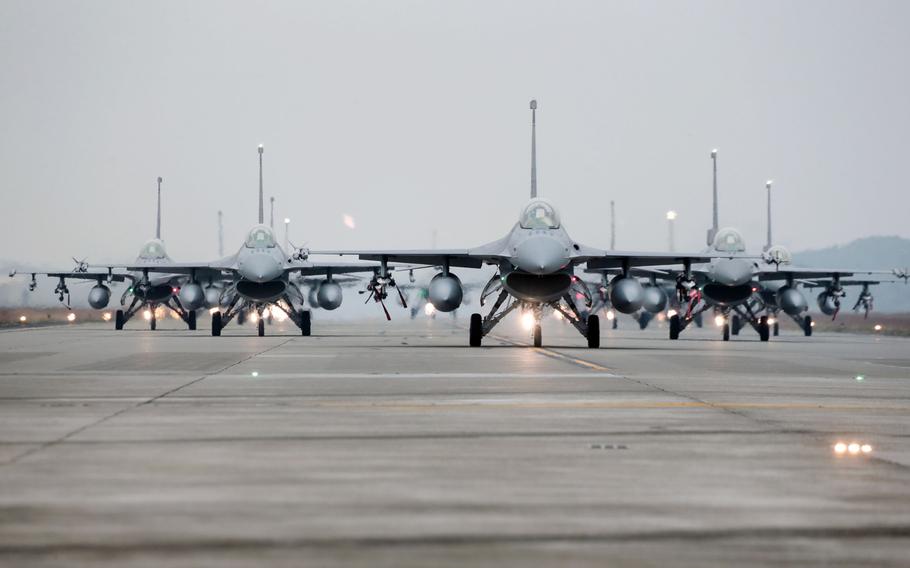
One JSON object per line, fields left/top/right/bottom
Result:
{"left": 10, "top": 177, "right": 210, "bottom": 330}
{"left": 314, "top": 101, "right": 729, "bottom": 348}
{"left": 589, "top": 152, "right": 889, "bottom": 342}
{"left": 107, "top": 145, "right": 397, "bottom": 337}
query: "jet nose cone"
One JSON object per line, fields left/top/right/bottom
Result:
{"left": 239, "top": 254, "right": 282, "bottom": 283}
{"left": 513, "top": 236, "right": 570, "bottom": 275}
{"left": 710, "top": 258, "right": 754, "bottom": 286}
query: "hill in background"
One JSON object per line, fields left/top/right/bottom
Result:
{"left": 793, "top": 236, "right": 910, "bottom": 312}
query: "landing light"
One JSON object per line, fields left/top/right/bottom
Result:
{"left": 172, "top": 287, "right": 179, "bottom": 294}
{"left": 67, "top": 312, "right": 76, "bottom": 322}
{"left": 606, "top": 310, "right": 615, "bottom": 321}
{"left": 143, "top": 310, "right": 152, "bottom": 320}
{"left": 250, "top": 312, "right": 259, "bottom": 323}
{"left": 667, "top": 309, "right": 678, "bottom": 318}
{"left": 874, "top": 324, "right": 883, "bottom": 332}
{"left": 810, "top": 321, "right": 816, "bottom": 327}
{"left": 768, "top": 317, "right": 777, "bottom": 325}
{"left": 834, "top": 440, "right": 873, "bottom": 456}
{"left": 714, "top": 315, "right": 725, "bottom": 327}
{"left": 18, "top": 315, "right": 27, "bottom": 323}
{"left": 424, "top": 303, "right": 436, "bottom": 316}
{"left": 521, "top": 312, "right": 536, "bottom": 330}
{"left": 102, "top": 313, "right": 112, "bottom": 321}
{"left": 553, "top": 310, "right": 563, "bottom": 320}
{"left": 209, "top": 308, "right": 220, "bottom": 315}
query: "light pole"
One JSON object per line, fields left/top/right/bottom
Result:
{"left": 667, "top": 210, "right": 677, "bottom": 252}
{"left": 764, "top": 180, "right": 773, "bottom": 251}
{"left": 284, "top": 217, "right": 291, "bottom": 251}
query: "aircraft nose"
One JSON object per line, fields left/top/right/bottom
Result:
{"left": 513, "top": 236, "right": 570, "bottom": 275}
{"left": 710, "top": 258, "right": 754, "bottom": 287}
{"left": 239, "top": 254, "right": 283, "bottom": 283}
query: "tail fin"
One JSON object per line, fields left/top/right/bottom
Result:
{"left": 707, "top": 149, "right": 718, "bottom": 246}
{"left": 610, "top": 200, "right": 616, "bottom": 250}
{"left": 530, "top": 100, "right": 538, "bottom": 199}
{"left": 217, "top": 210, "right": 224, "bottom": 257}
{"left": 258, "top": 144, "right": 264, "bottom": 224}
{"left": 156, "top": 176, "right": 163, "bottom": 239}
{"left": 764, "top": 180, "right": 773, "bottom": 252}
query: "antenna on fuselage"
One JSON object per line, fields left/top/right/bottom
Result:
{"left": 764, "top": 180, "right": 773, "bottom": 252}
{"left": 217, "top": 210, "right": 224, "bottom": 257}
{"left": 610, "top": 200, "right": 616, "bottom": 250}
{"left": 707, "top": 149, "right": 718, "bottom": 246}
{"left": 258, "top": 144, "right": 264, "bottom": 225}
{"left": 156, "top": 176, "right": 163, "bottom": 240}
{"left": 530, "top": 99, "right": 538, "bottom": 199}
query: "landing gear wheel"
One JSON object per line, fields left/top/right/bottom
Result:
{"left": 150, "top": 312, "right": 156, "bottom": 331}
{"left": 693, "top": 312, "right": 704, "bottom": 328}
{"left": 638, "top": 312, "right": 652, "bottom": 330}
{"left": 211, "top": 311, "right": 222, "bottom": 337}
{"left": 258, "top": 318, "right": 265, "bottom": 337}
{"left": 773, "top": 320, "right": 780, "bottom": 336}
{"left": 758, "top": 315, "right": 770, "bottom": 342}
{"left": 612, "top": 317, "right": 618, "bottom": 330}
{"left": 669, "top": 314, "right": 680, "bottom": 340}
{"left": 300, "top": 310, "right": 311, "bottom": 336}
{"left": 586, "top": 315, "right": 600, "bottom": 348}
{"left": 238, "top": 311, "right": 246, "bottom": 325}
{"left": 722, "top": 322, "right": 730, "bottom": 341}
{"left": 469, "top": 313, "right": 482, "bottom": 347}
{"left": 188, "top": 310, "right": 197, "bottom": 331}
{"left": 804, "top": 315, "right": 813, "bottom": 337}
{"left": 115, "top": 309, "right": 125, "bottom": 330}
{"left": 731, "top": 315, "right": 741, "bottom": 335}
{"left": 532, "top": 324, "right": 542, "bottom": 347}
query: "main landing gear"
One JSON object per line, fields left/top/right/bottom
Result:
{"left": 210, "top": 296, "right": 312, "bottom": 337}
{"left": 112, "top": 296, "right": 198, "bottom": 331}
{"left": 468, "top": 290, "right": 601, "bottom": 349}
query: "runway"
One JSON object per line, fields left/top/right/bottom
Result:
{"left": 1, "top": 315, "right": 909, "bottom": 566}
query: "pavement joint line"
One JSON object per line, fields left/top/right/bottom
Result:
{"left": 0, "top": 338, "right": 293, "bottom": 468}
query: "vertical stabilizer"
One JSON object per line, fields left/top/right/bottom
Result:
{"left": 610, "top": 200, "right": 616, "bottom": 250}
{"left": 707, "top": 149, "right": 718, "bottom": 246}
{"left": 270, "top": 196, "right": 275, "bottom": 230}
{"left": 764, "top": 180, "right": 773, "bottom": 251}
{"left": 530, "top": 100, "right": 538, "bottom": 198}
{"left": 217, "top": 210, "right": 224, "bottom": 257}
{"left": 156, "top": 176, "right": 163, "bottom": 239}
{"left": 258, "top": 144, "right": 264, "bottom": 224}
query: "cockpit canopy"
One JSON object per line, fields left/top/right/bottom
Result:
{"left": 764, "top": 245, "right": 792, "bottom": 265}
{"left": 138, "top": 239, "right": 168, "bottom": 260}
{"left": 519, "top": 199, "right": 560, "bottom": 230}
{"left": 245, "top": 225, "right": 277, "bottom": 248}
{"left": 712, "top": 227, "right": 746, "bottom": 253}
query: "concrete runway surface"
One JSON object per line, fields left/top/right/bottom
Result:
{"left": 1, "top": 315, "right": 909, "bottom": 567}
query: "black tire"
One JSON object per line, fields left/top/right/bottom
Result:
{"left": 258, "top": 318, "right": 265, "bottom": 337}
{"left": 533, "top": 324, "right": 542, "bottom": 347}
{"left": 612, "top": 317, "right": 618, "bottom": 330}
{"left": 188, "top": 310, "right": 197, "bottom": 331}
{"left": 300, "top": 310, "right": 311, "bottom": 336}
{"left": 804, "top": 315, "right": 813, "bottom": 337}
{"left": 211, "top": 311, "right": 222, "bottom": 337}
{"left": 669, "top": 314, "right": 680, "bottom": 340}
{"left": 693, "top": 312, "right": 703, "bottom": 328}
{"left": 773, "top": 321, "right": 780, "bottom": 336}
{"left": 587, "top": 315, "right": 600, "bottom": 348}
{"left": 115, "top": 309, "right": 125, "bottom": 330}
{"left": 267, "top": 314, "right": 273, "bottom": 325}
{"left": 723, "top": 322, "right": 730, "bottom": 341}
{"left": 731, "top": 315, "right": 741, "bottom": 335}
{"left": 150, "top": 311, "right": 156, "bottom": 331}
{"left": 638, "top": 312, "right": 652, "bottom": 330}
{"left": 469, "top": 313, "right": 482, "bottom": 347}
{"left": 759, "top": 315, "right": 770, "bottom": 342}
{"left": 237, "top": 310, "right": 246, "bottom": 325}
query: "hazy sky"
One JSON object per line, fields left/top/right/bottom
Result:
{"left": 2, "top": 0, "right": 908, "bottom": 267}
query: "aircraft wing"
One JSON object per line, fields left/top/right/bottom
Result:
{"left": 9, "top": 269, "right": 131, "bottom": 283}
{"left": 311, "top": 249, "right": 484, "bottom": 269}
{"left": 583, "top": 252, "right": 729, "bottom": 270}
{"left": 754, "top": 267, "right": 892, "bottom": 282}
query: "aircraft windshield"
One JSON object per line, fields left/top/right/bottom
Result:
{"left": 519, "top": 199, "right": 560, "bottom": 229}
{"left": 245, "top": 225, "right": 277, "bottom": 248}
{"left": 139, "top": 239, "right": 167, "bottom": 259}
{"left": 713, "top": 228, "right": 746, "bottom": 253}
